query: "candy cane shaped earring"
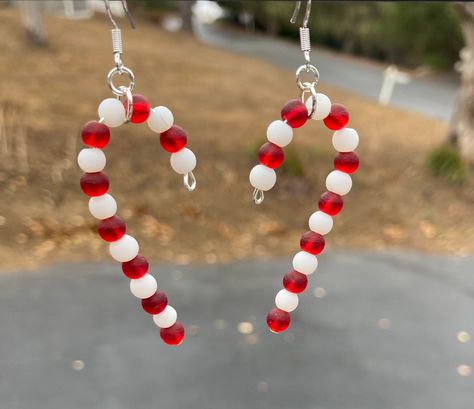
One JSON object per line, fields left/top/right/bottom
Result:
{"left": 77, "top": 0, "right": 197, "bottom": 345}
{"left": 249, "top": 0, "right": 360, "bottom": 333}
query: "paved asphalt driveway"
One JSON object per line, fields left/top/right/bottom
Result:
{"left": 1, "top": 250, "right": 473, "bottom": 409}
{"left": 195, "top": 22, "right": 459, "bottom": 122}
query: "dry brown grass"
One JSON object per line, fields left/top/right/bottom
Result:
{"left": 0, "top": 8, "right": 472, "bottom": 271}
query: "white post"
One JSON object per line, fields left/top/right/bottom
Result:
{"left": 379, "top": 65, "right": 411, "bottom": 106}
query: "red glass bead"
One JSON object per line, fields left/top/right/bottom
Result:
{"left": 122, "top": 254, "right": 149, "bottom": 279}
{"left": 160, "top": 322, "right": 185, "bottom": 346}
{"left": 80, "top": 172, "right": 109, "bottom": 197}
{"left": 283, "top": 270, "right": 308, "bottom": 294}
{"left": 300, "top": 231, "right": 325, "bottom": 255}
{"left": 160, "top": 125, "right": 188, "bottom": 153}
{"left": 97, "top": 216, "right": 126, "bottom": 242}
{"left": 267, "top": 308, "right": 291, "bottom": 333}
{"left": 318, "top": 191, "right": 344, "bottom": 216}
{"left": 142, "top": 290, "right": 168, "bottom": 315}
{"left": 323, "top": 103, "right": 349, "bottom": 130}
{"left": 124, "top": 94, "right": 151, "bottom": 124}
{"left": 258, "top": 142, "right": 285, "bottom": 169}
{"left": 281, "top": 99, "right": 308, "bottom": 128}
{"left": 81, "top": 121, "right": 110, "bottom": 148}
{"left": 334, "top": 152, "right": 359, "bottom": 174}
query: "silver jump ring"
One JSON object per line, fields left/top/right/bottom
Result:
{"left": 301, "top": 83, "right": 318, "bottom": 118}
{"left": 296, "top": 64, "right": 319, "bottom": 91}
{"left": 107, "top": 66, "right": 135, "bottom": 96}
{"left": 120, "top": 86, "right": 133, "bottom": 123}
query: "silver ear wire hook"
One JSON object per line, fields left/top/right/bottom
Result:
{"left": 103, "top": 0, "right": 135, "bottom": 71}
{"left": 104, "top": 0, "right": 135, "bottom": 30}
{"left": 291, "top": 0, "right": 312, "bottom": 65}
{"left": 291, "top": 0, "right": 319, "bottom": 117}
{"left": 103, "top": 0, "right": 136, "bottom": 122}
{"left": 291, "top": 0, "right": 311, "bottom": 28}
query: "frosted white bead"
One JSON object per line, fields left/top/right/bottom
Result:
{"left": 109, "top": 234, "right": 139, "bottom": 262}
{"left": 170, "top": 148, "right": 197, "bottom": 174}
{"left": 98, "top": 98, "right": 126, "bottom": 128}
{"left": 266, "top": 120, "right": 293, "bottom": 147}
{"left": 326, "top": 170, "right": 352, "bottom": 196}
{"left": 88, "top": 194, "right": 117, "bottom": 220}
{"left": 309, "top": 211, "right": 333, "bottom": 235}
{"left": 153, "top": 305, "right": 177, "bottom": 328}
{"left": 147, "top": 106, "right": 174, "bottom": 133}
{"left": 306, "top": 93, "right": 332, "bottom": 120}
{"left": 275, "top": 289, "right": 299, "bottom": 312}
{"left": 292, "top": 251, "right": 318, "bottom": 275}
{"left": 332, "top": 128, "right": 359, "bottom": 152}
{"left": 130, "top": 274, "right": 158, "bottom": 299}
{"left": 249, "top": 165, "right": 276, "bottom": 191}
{"left": 77, "top": 148, "right": 106, "bottom": 173}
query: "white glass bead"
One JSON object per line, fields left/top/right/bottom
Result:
{"left": 98, "top": 98, "right": 126, "bottom": 128}
{"left": 306, "top": 93, "right": 332, "bottom": 120}
{"left": 292, "top": 251, "right": 318, "bottom": 275}
{"left": 130, "top": 274, "right": 158, "bottom": 299}
{"left": 249, "top": 165, "right": 276, "bottom": 191}
{"left": 326, "top": 170, "right": 352, "bottom": 196}
{"left": 77, "top": 148, "right": 106, "bottom": 173}
{"left": 332, "top": 128, "right": 359, "bottom": 152}
{"left": 170, "top": 148, "right": 197, "bottom": 174}
{"left": 147, "top": 106, "right": 174, "bottom": 133}
{"left": 309, "top": 211, "right": 333, "bottom": 235}
{"left": 109, "top": 234, "right": 139, "bottom": 262}
{"left": 88, "top": 194, "right": 117, "bottom": 220}
{"left": 153, "top": 305, "right": 177, "bottom": 328}
{"left": 275, "top": 289, "right": 299, "bottom": 312}
{"left": 266, "top": 120, "right": 293, "bottom": 147}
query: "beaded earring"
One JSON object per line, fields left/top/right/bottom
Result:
{"left": 248, "top": 0, "right": 360, "bottom": 333}
{"left": 77, "top": 0, "right": 197, "bottom": 346}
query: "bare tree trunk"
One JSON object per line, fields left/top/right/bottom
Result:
{"left": 19, "top": 0, "right": 47, "bottom": 46}
{"left": 450, "top": 5, "right": 474, "bottom": 163}
{"left": 179, "top": 1, "right": 194, "bottom": 34}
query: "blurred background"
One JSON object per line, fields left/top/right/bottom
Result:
{"left": 1, "top": 1, "right": 474, "bottom": 408}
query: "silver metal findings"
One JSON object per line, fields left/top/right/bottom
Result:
{"left": 291, "top": 1, "right": 319, "bottom": 117}
{"left": 301, "top": 83, "right": 318, "bottom": 118}
{"left": 121, "top": 85, "right": 134, "bottom": 123}
{"left": 253, "top": 188, "right": 264, "bottom": 205}
{"left": 295, "top": 64, "right": 319, "bottom": 91}
{"left": 103, "top": 0, "right": 136, "bottom": 119}
{"left": 299, "top": 27, "right": 311, "bottom": 64}
{"left": 104, "top": 0, "right": 135, "bottom": 30}
{"left": 291, "top": 0, "right": 311, "bottom": 28}
{"left": 291, "top": 0, "right": 312, "bottom": 65}
{"left": 104, "top": 0, "right": 135, "bottom": 70}
{"left": 111, "top": 27, "right": 123, "bottom": 57}
{"left": 107, "top": 66, "right": 136, "bottom": 96}
{"left": 184, "top": 172, "right": 197, "bottom": 192}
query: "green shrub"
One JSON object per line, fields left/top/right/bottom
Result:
{"left": 427, "top": 145, "right": 469, "bottom": 185}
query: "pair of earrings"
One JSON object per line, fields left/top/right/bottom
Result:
{"left": 77, "top": 0, "right": 359, "bottom": 346}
